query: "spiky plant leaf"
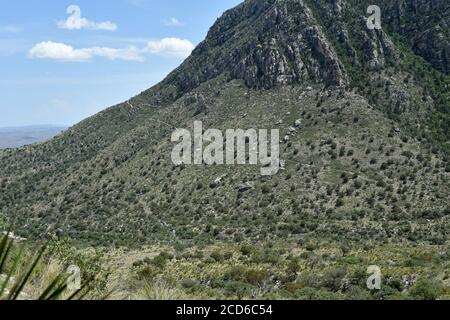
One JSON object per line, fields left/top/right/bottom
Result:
{"left": 0, "top": 225, "right": 93, "bottom": 300}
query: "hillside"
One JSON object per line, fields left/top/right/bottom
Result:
{"left": 0, "top": 0, "right": 448, "bottom": 250}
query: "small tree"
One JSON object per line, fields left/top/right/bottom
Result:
{"left": 410, "top": 279, "right": 441, "bottom": 300}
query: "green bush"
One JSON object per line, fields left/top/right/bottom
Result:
{"left": 410, "top": 279, "right": 441, "bottom": 300}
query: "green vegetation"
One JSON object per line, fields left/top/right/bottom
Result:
{"left": 124, "top": 243, "right": 450, "bottom": 300}
{"left": 0, "top": 0, "right": 448, "bottom": 300}
{"left": 0, "top": 224, "right": 109, "bottom": 300}
{"left": 0, "top": 82, "right": 447, "bottom": 248}
{"left": 1, "top": 230, "right": 76, "bottom": 300}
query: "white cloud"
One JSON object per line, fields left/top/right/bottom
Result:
{"left": 28, "top": 41, "right": 92, "bottom": 61}
{"left": 164, "top": 17, "right": 184, "bottom": 27}
{"left": 0, "top": 25, "right": 22, "bottom": 33}
{"left": 145, "top": 38, "right": 194, "bottom": 59}
{"left": 28, "top": 41, "right": 143, "bottom": 62}
{"left": 28, "top": 38, "right": 194, "bottom": 62}
{"left": 57, "top": 5, "right": 117, "bottom": 31}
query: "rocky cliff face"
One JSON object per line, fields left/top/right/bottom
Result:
{"left": 381, "top": 0, "right": 449, "bottom": 74}
{"left": 306, "top": 0, "right": 399, "bottom": 70}
{"left": 162, "top": 0, "right": 347, "bottom": 93}
{"left": 160, "top": 0, "right": 448, "bottom": 97}
{"left": 308, "top": 0, "right": 449, "bottom": 73}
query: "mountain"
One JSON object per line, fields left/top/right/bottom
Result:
{"left": 0, "top": 0, "right": 448, "bottom": 248}
{"left": 0, "top": 125, "right": 66, "bottom": 149}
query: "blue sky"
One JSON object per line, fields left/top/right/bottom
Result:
{"left": 0, "top": 0, "right": 242, "bottom": 127}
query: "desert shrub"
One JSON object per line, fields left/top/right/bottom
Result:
{"left": 210, "top": 251, "right": 224, "bottom": 263}
{"left": 240, "top": 245, "right": 252, "bottom": 256}
{"left": 336, "top": 198, "right": 345, "bottom": 207}
{"left": 47, "top": 238, "right": 110, "bottom": 298}
{"left": 223, "top": 252, "right": 233, "bottom": 260}
{"left": 152, "top": 255, "right": 169, "bottom": 268}
{"left": 244, "top": 269, "right": 268, "bottom": 286}
{"left": 251, "top": 249, "right": 280, "bottom": 264}
{"left": 180, "top": 279, "right": 199, "bottom": 289}
{"left": 224, "top": 281, "right": 254, "bottom": 299}
{"left": 261, "top": 185, "right": 271, "bottom": 194}
{"left": 136, "top": 265, "right": 161, "bottom": 281}
{"left": 295, "top": 287, "right": 345, "bottom": 300}
{"left": 296, "top": 273, "right": 321, "bottom": 290}
{"left": 1, "top": 230, "right": 98, "bottom": 300}
{"left": 321, "top": 268, "right": 347, "bottom": 292}
{"left": 409, "top": 279, "right": 441, "bottom": 300}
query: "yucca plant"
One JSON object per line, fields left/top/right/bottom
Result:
{"left": 0, "top": 224, "right": 89, "bottom": 300}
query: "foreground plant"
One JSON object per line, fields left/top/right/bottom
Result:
{"left": 0, "top": 224, "right": 89, "bottom": 300}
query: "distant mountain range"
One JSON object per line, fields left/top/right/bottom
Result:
{"left": 0, "top": 125, "right": 66, "bottom": 149}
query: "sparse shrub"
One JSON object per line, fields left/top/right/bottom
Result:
{"left": 240, "top": 245, "right": 252, "bottom": 256}
{"left": 210, "top": 251, "right": 224, "bottom": 263}
{"left": 410, "top": 279, "right": 441, "bottom": 300}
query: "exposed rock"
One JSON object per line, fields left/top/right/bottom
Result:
{"left": 238, "top": 182, "right": 254, "bottom": 193}
{"left": 381, "top": 0, "right": 450, "bottom": 74}
{"left": 390, "top": 89, "right": 412, "bottom": 114}
{"left": 55, "top": 228, "right": 63, "bottom": 238}
{"left": 214, "top": 174, "right": 227, "bottom": 186}
{"left": 162, "top": 0, "right": 347, "bottom": 95}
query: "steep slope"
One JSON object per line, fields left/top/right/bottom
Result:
{"left": 0, "top": 0, "right": 448, "bottom": 247}
{"left": 381, "top": 0, "right": 449, "bottom": 74}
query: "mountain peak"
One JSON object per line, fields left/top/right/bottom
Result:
{"left": 157, "top": 0, "right": 448, "bottom": 97}
{"left": 163, "top": 0, "right": 347, "bottom": 94}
